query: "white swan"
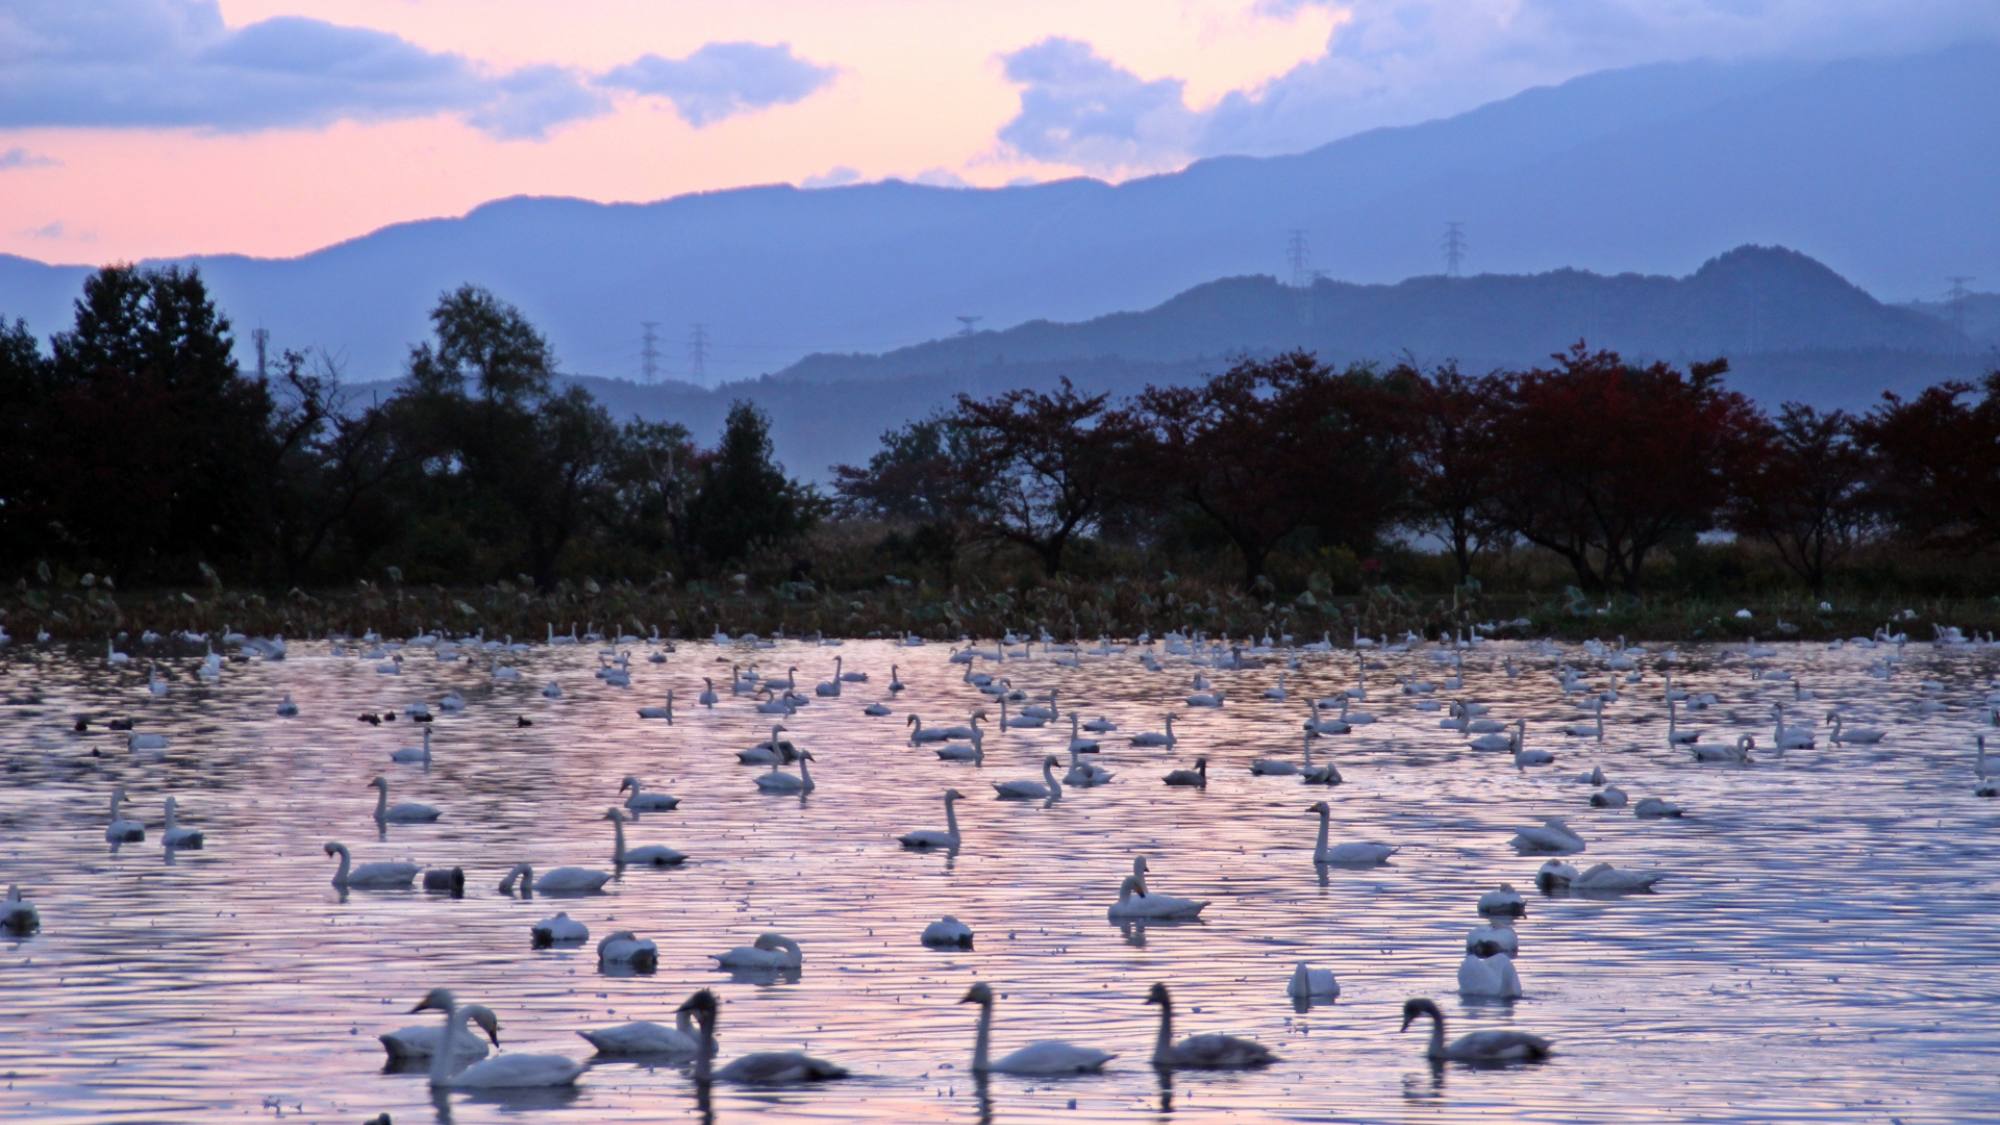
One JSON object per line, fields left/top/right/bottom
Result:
{"left": 1466, "top": 917, "right": 1520, "bottom": 957}
{"left": 1690, "top": 734, "right": 1756, "bottom": 763}
{"left": 324, "top": 842, "right": 418, "bottom": 889}
{"left": 597, "top": 930, "right": 659, "bottom": 971}
{"left": 1563, "top": 697, "right": 1605, "bottom": 740}
{"left": 1308, "top": 801, "right": 1396, "bottom": 865}
{"left": 391, "top": 726, "right": 432, "bottom": 764}
{"left": 1634, "top": 796, "right": 1685, "bottom": 818}
{"left": 497, "top": 862, "right": 610, "bottom": 896}
{"left": 619, "top": 776, "right": 679, "bottom": 811}
{"left": 411, "top": 989, "right": 583, "bottom": 1088}
{"left": 1250, "top": 751, "right": 1300, "bottom": 775}
{"left": 1537, "top": 860, "right": 1666, "bottom": 894}
{"left": 755, "top": 751, "right": 816, "bottom": 794}
{"left": 713, "top": 932, "right": 804, "bottom": 971}
{"left": 1468, "top": 719, "right": 1521, "bottom": 753}
{"left": 126, "top": 731, "right": 168, "bottom": 752}
{"left": 922, "top": 916, "right": 975, "bottom": 947}
{"left": 161, "top": 796, "right": 203, "bottom": 849}
{"left": 1130, "top": 715, "right": 1176, "bottom": 747}
{"left": 370, "top": 776, "right": 440, "bottom": 824}
{"left": 1286, "top": 962, "right": 1340, "bottom": 999}
{"left": 1162, "top": 757, "right": 1208, "bottom": 787}
{"left": 1064, "top": 744, "right": 1114, "bottom": 787}
{"left": 738, "top": 724, "right": 797, "bottom": 764}
{"left": 1184, "top": 688, "right": 1225, "bottom": 708}
{"left": 1827, "top": 713, "right": 1887, "bottom": 745}
{"left": 1300, "top": 733, "right": 1342, "bottom": 785}
{"left": 898, "top": 789, "right": 965, "bottom": 849}
{"left": 636, "top": 691, "right": 675, "bottom": 721}
{"left": 542, "top": 680, "right": 562, "bottom": 699}
{"left": 935, "top": 735, "right": 985, "bottom": 764}
{"left": 579, "top": 1006, "right": 714, "bottom": 1056}
{"left": 1107, "top": 857, "right": 1208, "bottom": 919}
{"left": 1458, "top": 952, "right": 1523, "bottom": 998}
{"left": 531, "top": 911, "right": 588, "bottom": 947}
{"left": 606, "top": 808, "right": 686, "bottom": 866}
{"left": 381, "top": 1003, "right": 498, "bottom": 1063}
{"left": 1478, "top": 884, "right": 1526, "bottom": 917}
{"left": 1081, "top": 715, "right": 1117, "bottom": 733}
{"left": 994, "top": 756, "right": 1061, "bottom": 801}
{"left": 999, "top": 697, "right": 1045, "bottom": 730}
{"left": 960, "top": 982, "right": 1112, "bottom": 1074}
{"left": 105, "top": 786, "right": 145, "bottom": 843}
{"left": 698, "top": 678, "right": 719, "bottom": 707}
{"left": 1589, "top": 785, "right": 1628, "bottom": 808}
{"left": 1773, "top": 704, "right": 1816, "bottom": 750}
{"left": 1147, "top": 983, "right": 1276, "bottom": 1069}
{"left": 1509, "top": 817, "right": 1585, "bottom": 854}
{"left": 1304, "top": 705, "right": 1349, "bottom": 736}
{"left": 1666, "top": 697, "right": 1699, "bottom": 745}
{"left": 1401, "top": 998, "right": 1550, "bottom": 1064}
{"left": 679, "top": 989, "right": 848, "bottom": 1084}
{"left": 1264, "top": 674, "right": 1289, "bottom": 701}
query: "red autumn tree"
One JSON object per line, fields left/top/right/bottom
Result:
{"left": 1726, "top": 403, "right": 1876, "bottom": 596}
{"left": 1850, "top": 371, "right": 2000, "bottom": 552}
{"left": 1400, "top": 362, "right": 1506, "bottom": 585}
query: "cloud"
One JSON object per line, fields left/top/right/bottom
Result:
{"left": 24, "top": 221, "right": 67, "bottom": 239}
{"left": 0, "top": 147, "right": 59, "bottom": 170}
{"left": 998, "top": 1, "right": 2000, "bottom": 171}
{"left": 0, "top": 0, "right": 605, "bottom": 138}
{"left": 801, "top": 165, "right": 863, "bottom": 189}
{"left": 600, "top": 42, "right": 837, "bottom": 127}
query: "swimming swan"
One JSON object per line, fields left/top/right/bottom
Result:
{"left": 597, "top": 930, "right": 660, "bottom": 971}
{"left": 1308, "top": 801, "right": 1396, "bottom": 865}
{"left": 106, "top": 786, "right": 145, "bottom": 843}
{"left": 1130, "top": 715, "right": 1176, "bottom": 747}
{"left": 606, "top": 808, "right": 686, "bottom": 866}
{"left": 679, "top": 989, "right": 848, "bottom": 1085}
{"left": 391, "top": 727, "right": 432, "bottom": 764}
{"left": 960, "top": 982, "right": 1113, "bottom": 1075}
{"left": 1457, "top": 952, "right": 1523, "bottom": 998}
{"left": 381, "top": 1003, "right": 498, "bottom": 1063}
{"left": 994, "top": 756, "right": 1061, "bottom": 801}
{"left": 579, "top": 1005, "right": 715, "bottom": 1056}
{"left": 1536, "top": 860, "right": 1666, "bottom": 894}
{"left": 324, "top": 842, "right": 418, "bottom": 889}
{"left": 162, "top": 796, "right": 203, "bottom": 849}
{"left": 1287, "top": 962, "right": 1340, "bottom": 999}
{"left": 1509, "top": 817, "right": 1585, "bottom": 854}
{"left": 923, "top": 916, "right": 975, "bottom": 947}
{"left": 1108, "top": 858, "right": 1207, "bottom": 920}
{"left": 370, "top": 776, "right": 440, "bottom": 824}
{"left": 898, "top": 789, "right": 965, "bottom": 849}
{"left": 1162, "top": 757, "right": 1208, "bottom": 787}
{"left": 497, "top": 862, "right": 610, "bottom": 896}
{"left": 1401, "top": 997, "right": 1550, "bottom": 1064}
{"left": 754, "top": 751, "right": 816, "bottom": 794}
{"left": 1147, "top": 983, "right": 1275, "bottom": 1069}
{"left": 411, "top": 989, "right": 583, "bottom": 1088}
{"left": 619, "top": 776, "right": 679, "bottom": 811}
{"left": 531, "top": 911, "right": 589, "bottom": 947}
{"left": 3, "top": 886, "right": 40, "bottom": 934}
{"left": 714, "top": 932, "right": 804, "bottom": 971}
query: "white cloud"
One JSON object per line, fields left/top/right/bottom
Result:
{"left": 600, "top": 41, "right": 837, "bottom": 127}
{"left": 801, "top": 165, "right": 863, "bottom": 189}
{"left": 0, "top": 147, "right": 59, "bottom": 170}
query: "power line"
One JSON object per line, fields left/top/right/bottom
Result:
{"left": 1441, "top": 221, "right": 1467, "bottom": 277}
{"left": 686, "top": 323, "right": 710, "bottom": 382}
{"left": 639, "top": 321, "right": 661, "bottom": 383}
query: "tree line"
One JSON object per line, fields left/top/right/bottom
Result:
{"left": 3, "top": 264, "right": 1996, "bottom": 600}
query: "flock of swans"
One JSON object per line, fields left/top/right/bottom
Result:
{"left": 11, "top": 617, "right": 1998, "bottom": 1120}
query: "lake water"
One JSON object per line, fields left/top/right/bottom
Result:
{"left": 3, "top": 634, "right": 1998, "bottom": 1124}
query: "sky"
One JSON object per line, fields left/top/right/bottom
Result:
{"left": 2, "top": 0, "right": 1996, "bottom": 264}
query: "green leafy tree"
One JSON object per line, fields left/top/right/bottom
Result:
{"left": 685, "top": 401, "right": 818, "bottom": 574}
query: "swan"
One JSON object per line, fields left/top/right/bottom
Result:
{"left": 863, "top": 701, "right": 892, "bottom": 716}
{"left": 1300, "top": 733, "right": 1342, "bottom": 785}
{"left": 1162, "top": 757, "right": 1208, "bottom": 787}
{"left": 1563, "top": 697, "right": 1605, "bottom": 740}
{"left": 713, "top": 932, "right": 804, "bottom": 970}
{"left": 1478, "top": 884, "right": 1526, "bottom": 917}
{"left": 960, "top": 982, "right": 1112, "bottom": 1075}
{"left": 1468, "top": 719, "right": 1522, "bottom": 753}
{"left": 922, "top": 916, "right": 975, "bottom": 947}
{"left": 636, "top": 692, "right": 675, "bottom": 721}
{"left": 1467, "top": 917, "right": 1520, "bottom": 957}
{"left": 755, "top": 751, "right": 816, "bottom": 794}
{"left": 105, "top": 786, "right": 145, "bottom": 843}
{"left": 738, "top": 725, "right": 798, "bottom": 765}
{"left": 889, "top": 665, "right": 905, "bottom": 692}
{"left": 1401, "top": 998, "right": 1550, "bottom": 1065}
{"left": 1286, "top": 962, "right": 1340, "bottom": 999}
{"left": 579, "top": 1005, "right": 714, "bottom": 1056}
{"left": 815, "top": 659, "right": 844, "bottom": 697}
{"left": 1538, "top": 860, "right": 1666, "bottom": 894}
{"left": 324, "top": 842, "right": 418, "bottom": 889}
{"left": 1509, "top": 817, "right": 1585, "bottom": 854}
{"left": 411, "top": 989, "right": 583, "bottom": 1088}
{"left": 597, "top": 930, "right": 659, "bottom": 971}
{"left": 107, "top": 639, "right": 130, "bottom": 666}
{"left": 1250, "top": 751, "right": 1300, "bottom": 775}
{"left": 1634, "top": 796, "right": 1685, "bottom": 818}
{"left": 531, "top": 911, "right": 589, "bottom": 947}
{"left": 1263, "top": 674, "right": 1289, "bottom": 701}
{"left": 619, "top": 776, "right": 679, "bottom": 811}
{"left": 161, "top": 796, "right": 203, "bottom": 849}
{"left": 995, "top": 756, "right": 1061, "bottom": 800}
{"left": 1827, "top": 713, "right": 1886, "bottom": 745}
{"left": 898, "top": 789, "right": 966, "bottom": 849}
{"left": 1184, "top": 688, "right": 1225, "bottom": 708}
{"left": 391, "top": 726, "right": 432, "bottom": 764}
{"left": 679, "top": 989, "right": 847, "bottom": 1084}
{"left": 999, "top": 697, "right": 1045, "bottom": 730}
{"left": 370, "top": 776, "right": 440, "bottom": 824}
{"left": 1130, "top": 715, "right": 1176, "bottom": 747}
{"left": 1304, "top": 705, "right": 1349, "bottom": 736}
{"left": 497, "top": 862, "right": 610, "bottom": 896}
{"left": 1589, "top": 785, "right": 1628, "bottom": 808}
{"left": 909, "top": 714, "right": 977, "bottom": 744}
{"left": 1337, "top": 697, "right": 1377, "bottom": 725}
{"left": 1308, "top": 802, "right": 1396, "bottom": 865}
{"left": 935, "top": 735, "right": 985, "bottom": 764}
{"left": 698, "top": 678, "right": 719, "bottom": 707}
{"left": 275, "top": 693, "right": 298, "bottom": 717}
{"left": 542, "top": 680, "right": 562, "bottom": 699}
{"left": 1773, "top": 705, "right": 1816, "bottom": 750}
{"left": 1666, "top": 697, "right": 1699, "bottom": 745}
{"left": 1575, "top": 764, "right": 1605, "bottom": 786}
{"left": 1020, "top": 690, "right": 1059, "bottom": 721}
{"left": 1458, "top": 952, "right": 1523, "bottom": 999}
{"left": 606, "top": 808, "right": 686, "bottom": 866}
{"left": 2, "top": 886, "right": 40, "bottom": 935}
{"left": 1513, "top": 744, "right": 1555, "bottom": 769}
{"left": 1108, "top": 858, "right": 1208, "bottom": 919}
{"left": 1147, "top": 983, "right": 1276, "bottom": 1069}
{"left": 381, "top": 1003, "right": 499, "bottom": 1063}
{"left": 1690, "top": 734, "right": 1756, "bottom": 763}
{"left": 1081, "top": 716, "right": 1117, "bottom": 733}
{"left": 1064, "top": 744, "right": 1114, "bottom": 787}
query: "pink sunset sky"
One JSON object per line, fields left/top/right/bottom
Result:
{"left": 2, "top": 0, "right": 1994, "bottom": 264}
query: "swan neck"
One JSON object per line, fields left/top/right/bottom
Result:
{"left": 944, "top": 796, "right": 960, "bottom": 840}
{"left": 334, "top": 847, "right": 351, "bottom": 886}
{"left": 1315, "top": 807, "right": 1330, "bottom": 854}
{"left": 429, "top": 999, "right": 460, "bottom": 1087}
{"left": 1153, "top": 997, "right": 1173, "bottom": 1064}
{"left": 374, "top": 785, "right": 388, "bottom": 818}
{"left": 612, "top": 815, "right": 626, "bottom": 863}
{"left": 1427, "top": 1009, "right": 1446, "bottom": 1060}
{"left": 972, "top": 998, "right": 993, "bottom": 1073}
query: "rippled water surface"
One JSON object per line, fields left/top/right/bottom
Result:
{"left": 5, "top": 634, "right": 2000, "bottom": 1124}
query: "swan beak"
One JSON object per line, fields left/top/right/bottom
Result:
{"left": 1400, "top": 1014, "right": 1414, "bottom": 1032}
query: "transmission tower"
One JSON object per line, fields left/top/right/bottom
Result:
{"left": 252, "top": 327, "right": 269, "bottom": 380}
{"left": 1946, "top": 276, "right": 1976, "bottom": 341}
{"left": 1286, "top": 229, "right": 1311, "bottom": 288}
{"left": 639, "top": 321, "right": 661, "bottom": 383}
{"left": 1441, "top": 221, "right": 1467, "bottom": 277}
{"left": 686, "top": 323, "right": 709, "bottom": 382}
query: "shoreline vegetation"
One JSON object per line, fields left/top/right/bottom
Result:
{"left": 7, "top": 265, "right": 2000, "bottom": 645}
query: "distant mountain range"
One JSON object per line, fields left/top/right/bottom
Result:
{"left": 3, "top": 44, "right": 1997, "bottom": 385}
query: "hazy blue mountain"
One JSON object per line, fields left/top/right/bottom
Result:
{"left": 2, "top": 45, "right": 1995, "bottom": 384}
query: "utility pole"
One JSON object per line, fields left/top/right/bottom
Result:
{"left": 640, "top": 321, "right": 661, "bottom": 383}
{"left": 686, "top": 323, "right": 709, "bottom": 382}
{"left": 252, "top": 327, "right": 269, "bottom": 380}
{"left": 1441, "top": 221, "right": 1467, "bottom": 277}
{"left": 1946, "top": 276, "right": 1976, "bottom": 343}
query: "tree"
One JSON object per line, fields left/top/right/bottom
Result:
{"left": 951, "top": 377, "right": 1138, "bottom": 576}
{"left": 831, "top": 413, "right": 979, "bottom": 578}
{"left": 1727, "top": 403, "right": 1874, "bottom": 595}
{"left": 1402, "top": 363, "right": 1505, "bottom": 585}
{"left": 406, "top": 284, "right": 555, "bottom": 406}
{"left": 0, "top": 318, "right": 50, "bottom": 569}
{"left": 684, "top": 401, "right": 817, "bottom": 574}
{"left": 1851, "top": 372, "right": 2000, "bottom": 551}
{"left": 1485, "top": 343, "right": 1762, "bottom": 594}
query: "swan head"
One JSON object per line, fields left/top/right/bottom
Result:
{"left": 1145, "top": 982, "right": 1171, "bottom": 1007}
{"left": 1307, "top": 801, "right": 1331, "bottom": 816}
{"left": 368, "top": 776, "right": 389, "bottom": 791}
{"left": 1042, "top": 754, "right": 1060, "bottom": 768}
{"left": 1132, "top": 855, "right": 1149, "bottom": 875}
{"left": 944, "top": 788, "right": 965, "bottom": 801}
{"left": 322, "top": 841, "right": 347, "bottom": 859}
{"left": 677, "top": 988, "right": 719, "bottom": 1027}
{"left": 604, "top": 807, "right": 626, "bottom": 823}
{"left": 463, "top": 1004, "right": 501, "bottom": 1048}
{"left": 959, "top": 982, "right": 994, "bottom": 1005}
{"left": 410, "top": 987, "right": 457, "bottom": 1014}
{"left": 1400, "top": 997, "right": 1441, "bottom": 1031}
